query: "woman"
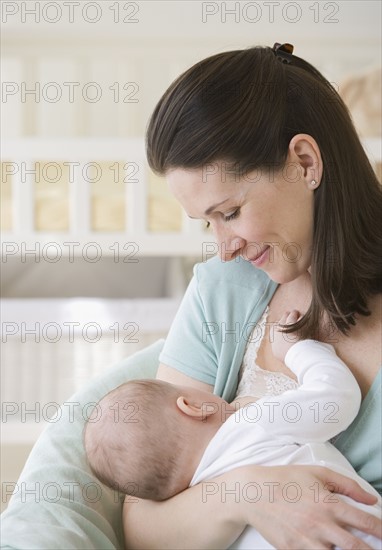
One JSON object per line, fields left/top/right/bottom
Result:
{"left": 124, "top": 44, "right": 382, "bottom": 549}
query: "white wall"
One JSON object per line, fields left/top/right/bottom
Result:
{"left": 2, "top": 0, "right": 381, "bottom": 139}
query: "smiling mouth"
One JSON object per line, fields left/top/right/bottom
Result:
{"left": 247, "top": 245, "right": 270, "bottom": 262}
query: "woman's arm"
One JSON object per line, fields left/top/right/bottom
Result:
{"left": 156, "top": 363, "right": 214, "bottom": 392}
{"left": 123, "top": 470, "right": 242, "bottom": 550}
{"left": 123, "top": 463, "right": 381, "bottom": 550}
{"left": 126, "top": 365, "right": 380, "bottom": 549}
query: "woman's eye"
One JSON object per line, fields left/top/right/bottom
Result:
{"left": 224, "top": 209, "right": 240, "bottom": 222}
{"left": 205, "top": 209, "right": 239, "bottom": 228}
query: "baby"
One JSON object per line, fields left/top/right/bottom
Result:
{"left": 84, "top": 311, "right": 381, "bottom": 549}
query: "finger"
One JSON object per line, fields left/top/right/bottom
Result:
{"left": 337, "top": 505, "right": 382, "bottom": 541}
{"left": 309, "top": 501, "right": 377, "bottom": 549}
{"left": 285, "top": 310, "right": 299, "bottom": 324}
{"left": 326, "top": 525, "right": 375, "bottom": 550}
{"left": 279, "top": 311, "right": 290, "bottom": 323}
{"left": 322, "top": 470, "right": 379, "bottom": 505}
{"left": 324, "top": 487, "right": 382, "bottom": 542}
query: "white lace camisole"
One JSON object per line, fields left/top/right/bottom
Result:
{"left": 235, "top": 306, "right": 299, "bottom": 400}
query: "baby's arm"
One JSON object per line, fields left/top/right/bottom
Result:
{"left": 251, "top": 310, "right": 362, "bottom": 444}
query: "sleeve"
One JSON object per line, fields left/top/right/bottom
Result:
{"left": 250, "top": 339, "right": 362, "bottom": 444}
{"left": 158, "top": 264, "right": 218, "bottom": 386}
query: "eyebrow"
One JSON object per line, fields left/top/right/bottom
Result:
{"left": 204, "top": 199, "right": 230, "bottom": 216}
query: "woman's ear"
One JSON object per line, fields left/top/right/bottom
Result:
{"left": 176, "top": 396, "right": 218, "bottom": 420}
{"left": 288, "top": 133, "right": 323, "bottom": 187}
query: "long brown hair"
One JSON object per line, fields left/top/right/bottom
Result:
{"left": 146, "top": 45, "right": 382, "bottom": 339}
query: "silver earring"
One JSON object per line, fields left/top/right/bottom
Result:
{"left": 311, "top": 180, "right": 317, "bottom": 187}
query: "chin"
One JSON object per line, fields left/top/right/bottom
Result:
{"left": 262, "top": 263, "right": 306, "bottom": 285}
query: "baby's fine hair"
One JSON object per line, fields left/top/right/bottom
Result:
{"left": 83, "top": 379, "right": 189, "bottom": 501}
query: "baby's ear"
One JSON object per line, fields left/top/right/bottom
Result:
{"left": 176, "top": 396, "right": 205, "bottom": 418}
{"left": 176, "top": 396, "right": 218, "bottom": 421}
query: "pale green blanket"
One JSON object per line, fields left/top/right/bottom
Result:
{"left": 1, "top": 339, "right": 164, "bottom": 550}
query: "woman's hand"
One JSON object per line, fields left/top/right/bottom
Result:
{"left": 123, "top": 463, "right": 381, "bottom": 549}
{"left": 232, "top": 464, "right": 381, "bottom": 549}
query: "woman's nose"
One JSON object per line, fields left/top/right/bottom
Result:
{"left": 214, "top": 226, "right": 245, "bottom": 262}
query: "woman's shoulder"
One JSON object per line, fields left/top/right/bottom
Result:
{"left": 194, "top": 255, "right": 276, "bottom": 291}
{"left": 333, "top": 368, "right": 382, "bottom": 493}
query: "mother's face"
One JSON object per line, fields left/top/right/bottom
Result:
{"left": 166, "top": 136, "right": 322, "bottom": 284}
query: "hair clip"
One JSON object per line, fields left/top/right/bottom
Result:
{"left": 272, "top": 42, "right": 294, "bottom": 64}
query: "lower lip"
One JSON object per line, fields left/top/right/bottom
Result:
{"left": 250, "top": 246, "right": 270, "bottom": 267}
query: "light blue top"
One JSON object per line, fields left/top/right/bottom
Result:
{"left": 159, "top": 255, "right": 382, "bottom": 494}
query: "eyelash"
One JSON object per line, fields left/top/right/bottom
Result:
{"left": 224, "top": 209, "right": 240, "bottom": 222}
{"left": 205, "top": 209, "right": 240, "bottom": 229}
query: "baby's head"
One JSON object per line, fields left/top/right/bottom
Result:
{"left": 84, "top": 379, "right": 231, "bottom": 501}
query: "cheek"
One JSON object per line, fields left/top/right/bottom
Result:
{"left": 240, "top": 203, "right": 272, "bottom": 238}
{"left": 274, "top": 192, "right": 314, "bottom": 243}
{"left": 292, "top": 200, "right": 314, "bottom": 247}
{"left": 240, "top": 187, "right": 314, "bottom": 245}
